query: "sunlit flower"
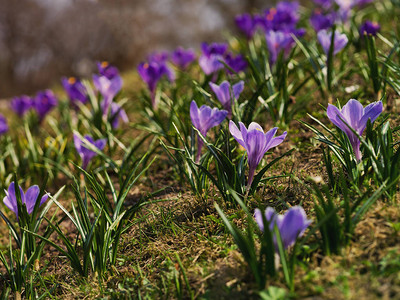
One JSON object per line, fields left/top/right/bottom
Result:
{"left": 190, "top": 100, "right": 227, "bottom": 162}
{"left": 265, "top": 30, "right": 295, "bottom": 65}
{"left": 254, "top": 206, "right": 311, "bottom": 250}
{"left": 327, "top": 99, "right": 383, "bottom": 162}
{"left": 317, "top": 29, "right": 348, "bottom": 55}
{"left": 229, "top": 121, "right": 287, "bottom": 186}
{"left": 209, "top": 80, "right": 244, "bottom": 118}
{"left": 3, "top": 182, "right": 48, "bottom": 219}
{"left": 73, "top": 134, "right": 107, "bottom": 170}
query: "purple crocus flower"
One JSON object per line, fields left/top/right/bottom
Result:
{"left": 61, "top": 77, "right": 88, "bottom": 107}
{"left": 265, "top": 30, "right": 295, "bottom": 65}
{"left": 3, "top": 182, "right": 48, "bottom": 219}
{"left": 225, "top": 53, "right": 247, "bottom": 73}
{"left": 10, "top": 95, "right": 32, "bottom": 117}
{"left": 235, "top": 13, "right": 258, "bottom": 39}
{"left": 258, "top": 2, "right": 300, "bottom": 32}
{"left": 171, "top": 47, "right": 196, "bottom": 69}
{"left": 317, "top": 29, "right": 348, "bottom": 55}
{"left": 198, "top": 42, "right": 228, "bottom": 75}
{"left": 254, "top": 206, "right": 312, "bottom": 250}
{"left": 138, "top": 60, "right": 175, "bottom": 109}
{"left": 327, "top": 99, "right": 383, "bottom": 162}
{"left": 0, "top": 114, "right": 8, "bottom": 135}
{"left": 190, "top": 100, "right": 227, "bottom": 162}
{"left": 209, "top": 80, "right": 244, "bottom": 118}
{"left": 310, "top": 10, "right": 336, "bottom": 32}
{"left": 93, "top": 73, "right": 122, "bottom": 117}
{"left": 97, "top": 61, "right": 120, "bottom": 80}
{"left": 229, "top": 121, "right": 287, "bottom": 186}
{"left": 33, "top": 90, "right": 58, "bottom": 122}
{"left": 359, "top": 21, "right": 380, "bottom": 36}
{"left": 108, "top": 102, "right": 129, "bottom": 129}
{"left": 73, "top": 134, "right": 107, "bottom": 170}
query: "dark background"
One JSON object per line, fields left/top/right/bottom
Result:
{"left": 0, "top": 0, "right": 270, "bottom": 98}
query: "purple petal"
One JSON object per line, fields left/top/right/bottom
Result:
{"left": 279, "top": 206, "right": 312, "bottom": 248}
{"left": 24, "top": 185, "right": 40, "bottom": 214}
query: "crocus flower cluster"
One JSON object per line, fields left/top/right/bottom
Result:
{"left": 254, "top": 206, "right": 311, "bottom": 250}
{"left": 0, "top": 114, "right": 9, "bottom": 135}
{"left": 11, "top": 90, "right": 58, "bottom": 122}
{"left": 359, "top": 21, "right": 380, "bottom": 36}
{"left": 3, "top": 182, "right": 48, "bottom": 219}
{"left": 93, "top": 61, "right": 123, "bottom": 117}
{"left": 190, "top": 100, "right": 227, "bottom": 162}
{"left": 61, "top": 76, "right": 88, "bottom": 107}
{"left": 229, "top": 121, "right": 287, "bottom": 186}
{"left": 209, "top": 80, "right": 244, "bottom": 118}
{"left": 73, "top": 134, "right": 107, "bottom": 170}
{"left": 138, "top": 52, "right": 175, "bottom": 109}
{"left": 327, "top": 99, "right": 383, "bottom": 162}
{"left": 317, "top": 29, "right": 348, "bottom": 56}
{"left": 198, "top": 42, "right": 247, "bottom": 76}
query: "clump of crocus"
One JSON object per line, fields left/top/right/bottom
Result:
{"left": 0, "top": 114, "right": 9, "bottom": 135}
{"left": 171, "top": 47, "right": 196, "bottom": 69}
{"left": 317, "top": 29, "right": 348, "bottom": 55}
{"left": 229, "top": 121, "right": 287, "bottom": 187}
{"left": 209, "top": 80, "right": 244, "bottom": 118}
{"left": 265, "top": 30, "right": 296, "bottom": 65}
{"left": 93, "top": 62, "right": 123, "bottom": 117}
{"left": 3, "top": 182, "right": 48, "bottom": 219}
{"left": 138, "top": 55, "right": 175, "bottom": 109}
{"left": 190, "top": 100, "right": 227, "bottom": 163}
{"left": 61, "top": 77, "right": 88, "bottom": 107}
{"left": 258, "top": 1, "right": 300, "bottom": 32}
{"left": 254, "top": 206, "right": 311, "bottom": 250}
{"left": 33, "top": 90, "right": 58, "bottom": 123}
{"left": 73, "top": 134, "right": 107, "bottom": 170}
{"left": 11, "top": 95, "right": 32, "bottom": 117}
{"left": 235, "top": 13, "right": 258, "bottom": 39}
{"left": 359, "top": 21, "right": 380, "bottom": 36}
{"left": 327, "top": 99, "right": 383, "bottom": 162}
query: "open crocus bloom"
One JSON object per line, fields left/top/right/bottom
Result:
{"left": 93, "top": 74, "right": 122, "bottom": 117}
{"left": 229, "top": 121, "right": 287, "bottom": 186}
{"left": 327, "top": 99, "right": 383, "bottom": 162}
{"left": 190, "top": 100, "right": 227, "bottom": 162}
{"left": 73, "top": 134, "right": 107, "bottom": 170}
{"left": 3, "top": 182, "right": 48, "bottom": 219}
{"left": 317, "top": 29, "right": 348, "bottom": 55}
{"left": 265, "top": 30, "right": 296, "bottom": 65}
{"left": 254, "top": 206, "right": 312, "bottom": 250}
